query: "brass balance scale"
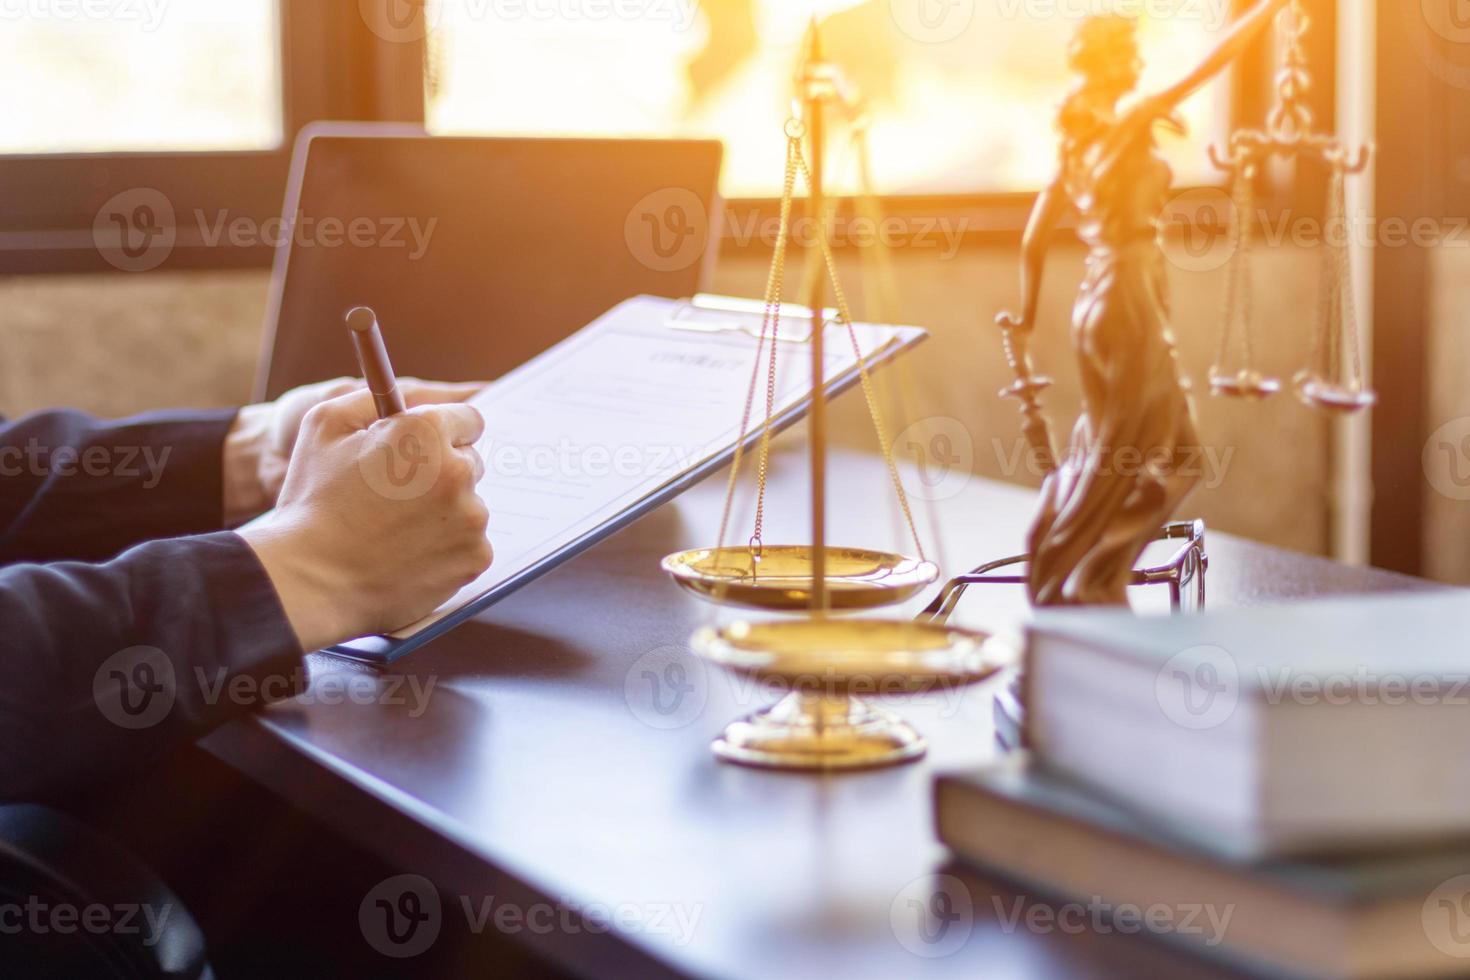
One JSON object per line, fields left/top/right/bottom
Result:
{"left": 661, "top": 24, "right": 1005, "bottom": 771}
{"left": 1207, "top": 0, "right": 1374, "bottom": 411}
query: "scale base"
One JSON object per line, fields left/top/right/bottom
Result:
{"left": 710, "top": 691, "right": 926, "bottom": 770}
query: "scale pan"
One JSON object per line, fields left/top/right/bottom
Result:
{"left": 1295, "top": 376, "right": 1377, "bottom": 414}
{"left": 692, "top": 617, "right": 1011, "bottom": 690}
{"left": 1209, "top": 370, "right": 1281, "bottom": 400}
{"left": 662, "top": 546, "right": 938, "bottom": 611}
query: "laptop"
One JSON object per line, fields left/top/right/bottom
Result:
{"left": 254, "top": 123, "right": 724, "bottom": 399}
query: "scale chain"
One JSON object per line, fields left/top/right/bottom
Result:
{"left": 790, "top": 142, "right": 928, "bottom": 563}
{"left": 712, "top": 131, "right": 800, "bottom": 573}
{"left": 713, "top": 116, "right": 929, "bottom": 573}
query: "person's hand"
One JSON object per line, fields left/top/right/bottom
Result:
{"left": 236, "top": 389, "right": 493, "bottom": 650}
{"left": 224, "top": 377, "right": 487, "bottom": 524}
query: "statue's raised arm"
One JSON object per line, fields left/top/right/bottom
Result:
{"left": 1149, "top": 0, "right": 1294, "bottom": 112}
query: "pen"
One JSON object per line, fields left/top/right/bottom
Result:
{"left": 345, "top": 306, "right": 407, "bottom": 418}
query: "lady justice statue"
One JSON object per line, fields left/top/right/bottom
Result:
{"left": 996, "top": 0, "right": 1292, "bottom": 606}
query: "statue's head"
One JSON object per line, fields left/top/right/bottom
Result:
{"left": 1068, "top": 15, "right": 1142, "bottom": 100}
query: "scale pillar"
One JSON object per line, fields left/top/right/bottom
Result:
{"left": 804, "top": 18, "right": 828, "bottom": 614}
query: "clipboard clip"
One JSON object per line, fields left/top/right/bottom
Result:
{"left": 666, "top": 294, "right": 842, "bottom": 345}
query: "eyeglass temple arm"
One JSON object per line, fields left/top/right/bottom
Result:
{"left": 917, "top": 553, "right": 1030, "bottom": 623}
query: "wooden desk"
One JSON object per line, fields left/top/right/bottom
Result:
{"left": 205, "top": 447, "right": 1444, "bottom": 979}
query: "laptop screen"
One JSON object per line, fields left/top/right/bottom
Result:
{"left": 256, "top": 127, "right": 723, "bottom": 399}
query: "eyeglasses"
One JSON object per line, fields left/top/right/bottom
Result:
{"left": 918, "top": 519, "right": 1208, "bottom": 624}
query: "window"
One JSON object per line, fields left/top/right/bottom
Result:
{"left": 423, "top": 0, "right": 1233, "bottom": 197}
{"left": 0, "top": 1, "right": 411, "bottom": 274}
{"left": 0, "top": 0, "right": 283, "bottom": 154}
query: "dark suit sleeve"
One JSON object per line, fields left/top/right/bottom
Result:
{"left": 0, "top": 408, "right": 238, "bottom": 564}
{"left": 0, "top": 410, "right": 304, "bottom": 805}
{"left": 0, "top": 532, "right": 303, "bottom": 806}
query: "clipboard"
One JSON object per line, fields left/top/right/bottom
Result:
{"left": 326, "top": 294, "right": 928, "bottom": 666}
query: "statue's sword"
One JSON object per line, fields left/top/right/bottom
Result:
{"left": 998, "top": 327, "right": 1058, "bottom": 477}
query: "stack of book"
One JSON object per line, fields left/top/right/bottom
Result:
{"left": 937, "top": 592, "right": 1470, "bottom": 978}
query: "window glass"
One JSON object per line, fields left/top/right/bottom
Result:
{"left": 1, "top": 0, "right": 282, "bottom": 154}
{"left": 424, "top": 0, "right": 1232, "bottom": 197}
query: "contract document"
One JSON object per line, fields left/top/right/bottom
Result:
{"left": 330, "top": 294, "right": 927, "bottom": 664}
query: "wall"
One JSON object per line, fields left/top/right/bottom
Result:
{"left": 0, "top": 239, "right": 1335, "bottom": 555}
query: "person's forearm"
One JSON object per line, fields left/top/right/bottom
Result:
{"left": 0, "top": 408, "right": 240, "bottom": 564}
{"left": 0, "top": 532, "right": 303, "bottom": 805}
